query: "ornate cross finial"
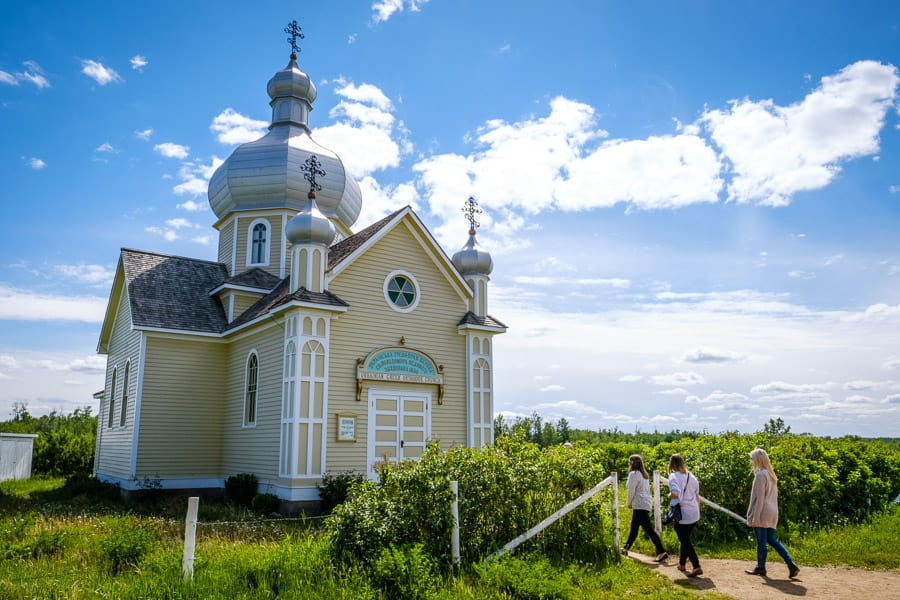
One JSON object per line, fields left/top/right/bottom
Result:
{"left": 462, "top": 196, "right": 482, "bottom": 232}
{"left": 285, "top": 20, "right": 305, "bottom": 55}
{"left": 301, "top": 154, "right": 326, "bottom": 193}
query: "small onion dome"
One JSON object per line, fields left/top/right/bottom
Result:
{"left": 208, "top": 55, "right": 362, "bottom": 231}
{"left": 285, "top": 192, "right": 335, "bottom": 246}
{"left": 452, "top": 229, "right": 493, "bottom": 275}
{"left": 267, "top": 53, "right": 317, "bottom": 110}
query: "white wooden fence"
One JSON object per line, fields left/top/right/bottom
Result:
{"left": 652, "top": 470, "right": 747, "bottom": 534}
{"left": 485, "top": 472, "right": 619, "bottom": 562}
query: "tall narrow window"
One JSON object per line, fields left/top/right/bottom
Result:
{"left": 108, "top": 368, "right": 117, "bottom": 429}
{"left": 248, "top": 220, "right": 269, "bottom": 265}
{"left": 119, "top": 362, "right": 130, "bottom": 427}
{"left": 244, "top": 353, "right": 259, "bottom": 426}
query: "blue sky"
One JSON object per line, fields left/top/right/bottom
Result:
{"left": 2, "top": 1, "right": 899, "bottom": 437}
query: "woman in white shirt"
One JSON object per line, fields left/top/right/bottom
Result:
{"left": 622, "top": 454, "right": 668, "bottom": 561}
{"left": 668, "top": 453, "right": 702, "bottom": 577}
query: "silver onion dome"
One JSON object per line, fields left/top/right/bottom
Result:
{"left": 208, "top": 54, "right": 362, "bottom": 231}
{"left": 285, "top": 192, "right": 336, "bottom": 246}
{"left": 452, "top": 229, "right": 493, "bottom": 275}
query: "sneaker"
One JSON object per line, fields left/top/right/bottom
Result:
{"left": 676, "top": 564, "right": 686, "bottom": 572}
{"left": 788, "top": 563, "right": 800, "bottom": 578}
{"left": 745, "top": 566, "right": 767, "bottom": 576}
{"left": 687, "top": 568, "right": 703, "bottom": 578}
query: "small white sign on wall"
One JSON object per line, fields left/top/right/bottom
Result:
{"left": 337, "top": 413, "right": 357, "bottom": 442}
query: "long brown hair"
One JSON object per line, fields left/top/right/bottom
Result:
{"left": 668, "top": 453, "right": 687, "bottom": 474}
{"left": 628, "top": 454, "right": 649, "bottom": 479}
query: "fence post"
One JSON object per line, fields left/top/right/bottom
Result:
{"left": 611, "top": 471, "right": 620, "bottom": 550}
{"left": 182, "top": 496, "right": 199, "bottom": 581}
{"left": 653, "top": 471, "right": 662, "bottom": 534}
{"left": 450, "top": 480, "right": 460, "bottom": 565}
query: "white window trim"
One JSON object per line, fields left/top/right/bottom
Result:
{"left": 243, "top": 350, "right": 259, "bottom": 428}
{"left": 108, "top": 366, "right": 118, "bottom": 429}
{"left": 383, "top": 269, "right": 421, "bottom": 313}
{"left": 246, "top": 219, "right": 271, "bottom": 267}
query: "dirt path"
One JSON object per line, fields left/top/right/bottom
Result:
{"left": 627, "top": 551, "right": 900, "bottom": 599}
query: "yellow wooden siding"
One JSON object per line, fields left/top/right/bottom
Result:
{"left": 217, "top": 217, "right": 235, "bottom": 271}
{"left": 96, "top": 285, "right": 142, "bottom": 478}
{"left": 326, "top": 222, "right": 470, "bottom": 473}
{"left": 232, "top": 293, "right": 264, "bottom": 320}
{"left": 220, "top": 323, "right": 284, "bottom": 480}
{"left": 234, "top": 213, "right": 286, "bottom": 278}
{"left": 136, "top": 337, "right": 227, "bottom": 477}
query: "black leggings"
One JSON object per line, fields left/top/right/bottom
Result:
{"left": 674, "top": 522, "right": 700, "bottom": 569}
{"left": 624, "top": 509, "right": 665, "bottom": 554}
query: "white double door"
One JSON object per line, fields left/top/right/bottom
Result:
{"left": 367, "top": 388, "right": 431, "bottom": 479}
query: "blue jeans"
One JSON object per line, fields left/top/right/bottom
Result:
{"left": 753, "top": 527, "right": 793, "bottom": 567}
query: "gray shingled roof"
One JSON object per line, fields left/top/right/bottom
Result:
{"left": 122, "top": 249, "right": 228, "bottom": 333}
{"left": 328, "top": 208, "right": 404, "bottom": 270}
{"left": 226, "top": 279, "right": 349, "bottom": 330}
{"left": 223, "top": 267, "right": 281, "bottom": 290}
{"left": 457, "top": 312, "right": 508, "bottom": 329}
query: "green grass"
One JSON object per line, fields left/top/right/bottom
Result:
{"left": 0, "top": 477, "right": 896, "bottom": 599}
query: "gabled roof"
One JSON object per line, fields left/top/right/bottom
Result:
{"left": 327, "top": 206, "right": 473, "bottom": 304}
{"left": 226, "top": 279, "right": 349, "bottom": 331}
{"left": 121, "top": 249, "right": 229, "bottom": 333}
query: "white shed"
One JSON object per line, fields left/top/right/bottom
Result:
{"left": 0, "top": 433, "right": 39, "bottom": 481}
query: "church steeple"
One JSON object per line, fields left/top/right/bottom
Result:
{"left": 286, "top": 155, "right": 335, "bottom": 293}
{"left": 451, "top": 196, "right": 493, "bottom": 318}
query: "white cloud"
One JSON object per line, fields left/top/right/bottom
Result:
{"left": 210, "top": 108, "right": 268, "bottom": 145}
{"left": 788, "top": 270, "right": 816, "bottom": 280}
{"left": 750, "top": 381, "right": 836, "bottom": 394}
{"left": 840, "top": 303, "right": 900, "bottom": 322}
{"left": 540, "top": 385, "right": 566, "bottom": 392}
{"left": 165, "top": 218, "right": 201, "bottom": 229}
{"left": 883, "top": 358, "right": 900, "bottom": 371}
{"left": 657, "top": 387, "right": 689, "bottom": 396}
{"left": 176, "top": 199, "right": 208, "bottom": 212}
{"left": 619, "top": 375, "right": 643, "bottom": 382}
{"left": 334, "top": 81, "right": 393, "bottom": 112}
{"left": 889, "top": 184, "right": 900, "bottom": 193}
{"left": 172, "top": 156, "right": 223, "bottom": 197}
{"left": 135, "top": 128, "right": 153, "bottom": 141}
{"left": 681, "top": 348, "right": 747, "bottom": 364}
{"left": 0, "top": 285, "right": 106, "bottom": 323}
{"left": 2, "top": 61, "right": 51, "bottom": 88}
{"left": 371, "top": 0, "right": 429, "bottom": 23}
{"left": 95, "top": 142, "right": 116, "bottom": 153}
{"left": 54, "top": 264, "right": 115, "bottom": 287}
{"left": 28, "top": 157, "right": 46, "bottom": 170}
{"left": 348, "top": 34, "right": 357, "bottom": 45}
{"left": 81, "top": 59, "right": 122, "bottom": 85}
{"left": 824, "top": 253, "right": 844, "bottom": 265}
{"left": 154, "top": 142, "right": 190, "bottom": 159}
{"left": 701, "top": 60, "right": 899, "bottom": 206}
{"left": 512, "top": 275, "right": 630, "bottom": 288}
{"left": 651, "top": 372, "right": 706, "bottom": 386}
{"left": 145, "top": 226, "right": 179, "bottom": 242}
{"left": 130, "top": 55, "right": 148, "bottom": 71}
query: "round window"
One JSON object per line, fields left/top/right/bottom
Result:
{"left": 384, "top": 271, "right": 420, "bottom": 313}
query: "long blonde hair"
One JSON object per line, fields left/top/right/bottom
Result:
{"left": 749, "top": 447, "right": 777, "bottom": 483}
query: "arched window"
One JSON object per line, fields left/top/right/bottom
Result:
{"left": 108, "top": 368, "right": 117, "bottom": 429}
{"left": 119, "top": 362, "right": 130, "bottom": 427}
{"left": 244, "top": 352, "right": 259, "bottom": 426}
{"left": 247, "top": 219, "right": 270, "bottom": 266}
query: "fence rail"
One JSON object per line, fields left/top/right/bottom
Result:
{"left": 486, "top": 472, "right": 619, "bottom": 562}
{"left": 652, "top": 470, "right": 747, "bottom": 534}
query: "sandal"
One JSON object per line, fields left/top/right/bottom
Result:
{"left": 687, "top": 568, "right": 703, "bottom": 578}
{"left": 676, "top": 564, "right": 686, "bottom": 572}
{"left": 654, "top": 552, "right": 668, "bottom": 562}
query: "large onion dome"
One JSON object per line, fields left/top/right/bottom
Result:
{"left": 285, "top": 192, "right": 335, "bottom": 246}
{"left": 208, "top": 53, "right": 362, "bottom": 232}
{"left": 452, "top": 228, "right": 493, "bottom": 275}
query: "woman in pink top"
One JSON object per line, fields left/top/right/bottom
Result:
{"left": 745, "top": 448, "right": 800, "bottom": 579}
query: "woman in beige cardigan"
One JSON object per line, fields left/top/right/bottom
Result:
{"left": 745, "top": 448, "right": 800, "bottom": 578}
